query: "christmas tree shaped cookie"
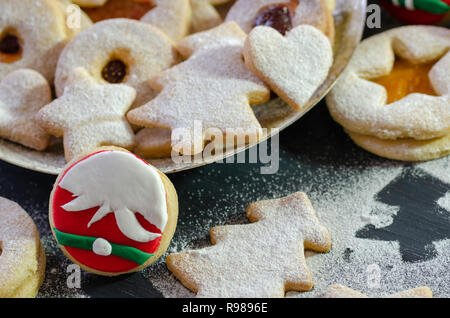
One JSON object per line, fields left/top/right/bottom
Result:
{"left": 127, "top": 22, "right": 270, "bottom": 155}
{"left": 167, "top": 192, "right": 331, "bottom": 297}
{"left": 36, "top": 68, "right": 136, "bottom": 162}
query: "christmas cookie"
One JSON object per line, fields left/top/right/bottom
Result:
{"left": 0, "top": 197, "right": 46, "bottom": 298}
{"left": 0, "top": 69, "right": 52, "bottom": 151}
{"left": 0, "top": 0, "right": 68, "bottom": 82}
{"left": 128, "top": 22, "right": 270, "bottom": 156}
{"left": 72, "top": 0, "right": 108, "bottom": 8}
{"left": 49, "top": 148, "right": 179, "bottom": 276}
{"left": 135, "top": 128, "right": 172, "bottom": 159}
{"left": 57, "top": 0, "right": 93, "bottom": 38}
{"left": 54, "top": 19, "right": 178, "bottom": 109}
{"left": 190, "top": 0, "right": 232, "bottom": 33}
{"left": 36, "top": 68, "right": 136, "bottom": 162}
{"left": 167, "top": 192, "right": 331, "bottom": 297}
{"left": 226, "top": 0, "right": 335, "bottom": 41}
{"left": 326, "top": 26, "right": 450, "bottom": 141}
{"left": 321, "top": 284, "right": 433, "bottom": 298}
{"left": 243, "top": 24, "right": 333, "bottom": 112}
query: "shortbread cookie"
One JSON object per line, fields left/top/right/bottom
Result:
{"left": 55, "top": 18, "right": 178, "bottom": 108}
{"left": 347, "top": 131, "right": 450, "bottom": 162}
{"left": 322, "top": 285, "right": 433, "bottom": 298}
{"left": 135, "top": 128, "right": 172, "bottom": 159}
{"left": 0, "top": 0, "right": 68, "bottom": 82}
{"left": 128, "top": 22, "right": 270, "bottom": 155}
{"left": 167, "top": 192, "right": 331, "bottom": 297}
{"left": 49, "top": 148, "right": 178, "bottom": 276}
{"left": 0, "top": 197, "right": 46, "bottom": 298}
{"left": 226, "top": 0, "right": 334, "bottom": 41}
{"left": 0, "top": 69, "right": 51, "bottom": 151}
{"left": 244, "top": 24, "right": 333, "bottom": 112}
{"left": 37, "top": 68, "right": 136, "bottom": 162}
{"left": 57, "top": 0, "right": 93, "bottom": 38}
{"left": 141, "top": 0, "right": 192, "bottom": 42}
{"left": 190, "top": 0, "right": 232, "bottom": 33}
{"left": 327, "top": 26, "right": 450, "bottom": 141}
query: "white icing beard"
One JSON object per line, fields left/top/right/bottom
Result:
{"left": 59, "top": 150, "right": 168, "bottom": 243}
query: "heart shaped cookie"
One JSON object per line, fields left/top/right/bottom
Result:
{"left": 244, "top": 24, "right": 333, "bottom": 112}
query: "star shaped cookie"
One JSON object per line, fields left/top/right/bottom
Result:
{"left": 0, "top": 69, "right": 51, "bottom": 151}
{"left": 321, "top": 285, "right": 433, "bottom": 298}
{"left": 128, "top": 22, "right": 270, "bottom": 155}
{"left": 167, "top": 192, "right": 331, "bottom": 297}
{"left": 36, "top": 68, "right": 136, "bottom": 161}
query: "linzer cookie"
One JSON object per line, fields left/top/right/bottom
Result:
{"left": 54, "top": 18, "right": 178, "bottom": 108}
{"left": 49, "top": 148, "right": 178, "bottom": 276}
{"left": 326, "top": 26, "right": 450, "bottom": 161}
{"left": 128, "top": 22, "right": 270, "bottom": 156}
{"left": 244, "top": 24, "right": 333, "bottom": 112}
{"left": 0, "top": 0, "right": 71, "bottom": 82}
{"left": 0, "top": 197, "right": 46, "bottom": 298}
{"left": 226, "top": 0, "right": 335, "bottom": 42}
{"left": 167, "top": 192, "right": 331, "bottom": 297}
{"left": 321, "top": 285, "right": 433, "bottom": 298}
{"left": 36, "top": 68, "right": 136, "bottom": 162}
{"left": 0, "top": 69, "right": 52, "bottom": 151}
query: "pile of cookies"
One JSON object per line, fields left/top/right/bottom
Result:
{"left": 0, "top": 0, "right": 335, "bottom": 163}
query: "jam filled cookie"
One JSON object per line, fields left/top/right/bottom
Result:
{"left": 244, "top": 24, "right": 333, "bottom": 112}
{"left": 226, "top": 0, "right": 334, "bottom": 42}
{"left": 0, "top": 0, "right": 69, "bottom": 82}
{"left": 49, "top": 148, "right": 178, "bottom": 276}
{"left": 326, "top": 26, "right": 450, "bottom": 161}
{"left": 0, "top": 69, "right": 52, "bottom": 151}
{"left": 37, "top": 68, "right": 136, "bottom": 162}
{"left": 128, "top": 22, "right": 270, "bottom": 155}
{"left": 167, "top": 192, "right": 331, "bottom": 297}
{"left": 0, "top": 197, "right": 46, "bottom": 298}
{"left": 54, "top": 18, "right": 178, "bottom": 108}
{"left": 321, "top": 285, "right": 433, "bottom": 298}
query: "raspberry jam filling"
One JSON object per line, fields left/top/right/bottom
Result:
{"left": 84, "top": 0, "right": 155, "bottom": 22}
{"left": 372, "top": 58, "right": 438, "bottom": 104}
{"left": 253, "top": 0, "right": 300, "bottom": 35}
{"left": 0, "top": 34, "right": 22, "bottom": 63}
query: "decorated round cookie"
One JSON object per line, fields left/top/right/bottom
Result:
{"left": 225, "top": 0, "right": 334, "bottom": 42}
{"left": 49, "top": 147, "right": 178, "bottom": 276}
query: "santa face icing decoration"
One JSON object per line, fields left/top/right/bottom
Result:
{"left": 51, "top": 150, "right": 169, "bottom": 274}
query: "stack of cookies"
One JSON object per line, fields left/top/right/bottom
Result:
{"left": 0, "top": 0, "right": 335, "bottom": 163}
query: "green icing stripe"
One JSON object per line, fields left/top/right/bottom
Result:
{"left": 54, "top": 228, "right": 153, "bottom": 266}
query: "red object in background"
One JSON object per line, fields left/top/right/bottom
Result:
{"left": 379, "top": 0, "right": 450, "bottom": 24}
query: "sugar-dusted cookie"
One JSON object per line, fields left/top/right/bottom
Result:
{"left": 36, "top": 68, "right": 136, "bottom": 162}
{"left": 167, "top": 192, "right": 331, "bottom": 297}
{"left": 327, "top": 26, "right": 450, "bottom": 141}
{"left": 0, "top": 69, "right": 51, "bottom": 151}
{"left": 321, "top": 285, "right": 433, "bottom": 298}
{"left": 347, "top": 131, "right": 450, "bottom": 162}
{"left": 49, "top": 148, "right": 178, "bottom": 276}
{"left": 0, "top": 197, "right": 46, "bottom": 298}
{"left": 128, "top": 22, "right": 270, "bottom": 155}
{"left": 0, "top": 0, "right": 68, "bottom": 82}
{"left": 244, "top": 24, "right": 333, "bottom": 112}
{"left": 135, "top": 128, "right": 172, "bottom": 159}
{"left": 190, "top": 0, "right": 232, "bottom": 33}
{"left": 55, "top": 18, "right": 178, "bottom": 108}
{"left": 226, "top": 0, "right": 334, "bottom": 41}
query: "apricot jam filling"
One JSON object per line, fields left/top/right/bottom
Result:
{"left": 84, "top": 0, "right": 155, "bottom": 23}
{"left": 372, "top": 58, "right": 438, "bottom": 104}
{"left": 0, "top": 34, "right": 22, "bottom": 63}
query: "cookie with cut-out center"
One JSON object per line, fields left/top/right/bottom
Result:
{"left": 244, "top": 24, "right": 333, "bottom": 112}
{"left": 0, "top": 197, "right": 46, "bottom": 298}
{"left": 128, "top": 22, "right": 270, "bottom": 156}
{"left": 0, "top": 69, "right": 52, "bottom": 151}
{"left": 167, "top": 192, "right": 331, "bottom": 297}
{"left": 49, "top": 147, "right": 178, "bottom": 276}
{"left": 326, "top": 26, "right": 450, "bottom": 141}
{"left": 321, "top": 285, "right": 433, "bottom": 298}
{"left": 36, "top": 68, "right": 136, "bottom": 162}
